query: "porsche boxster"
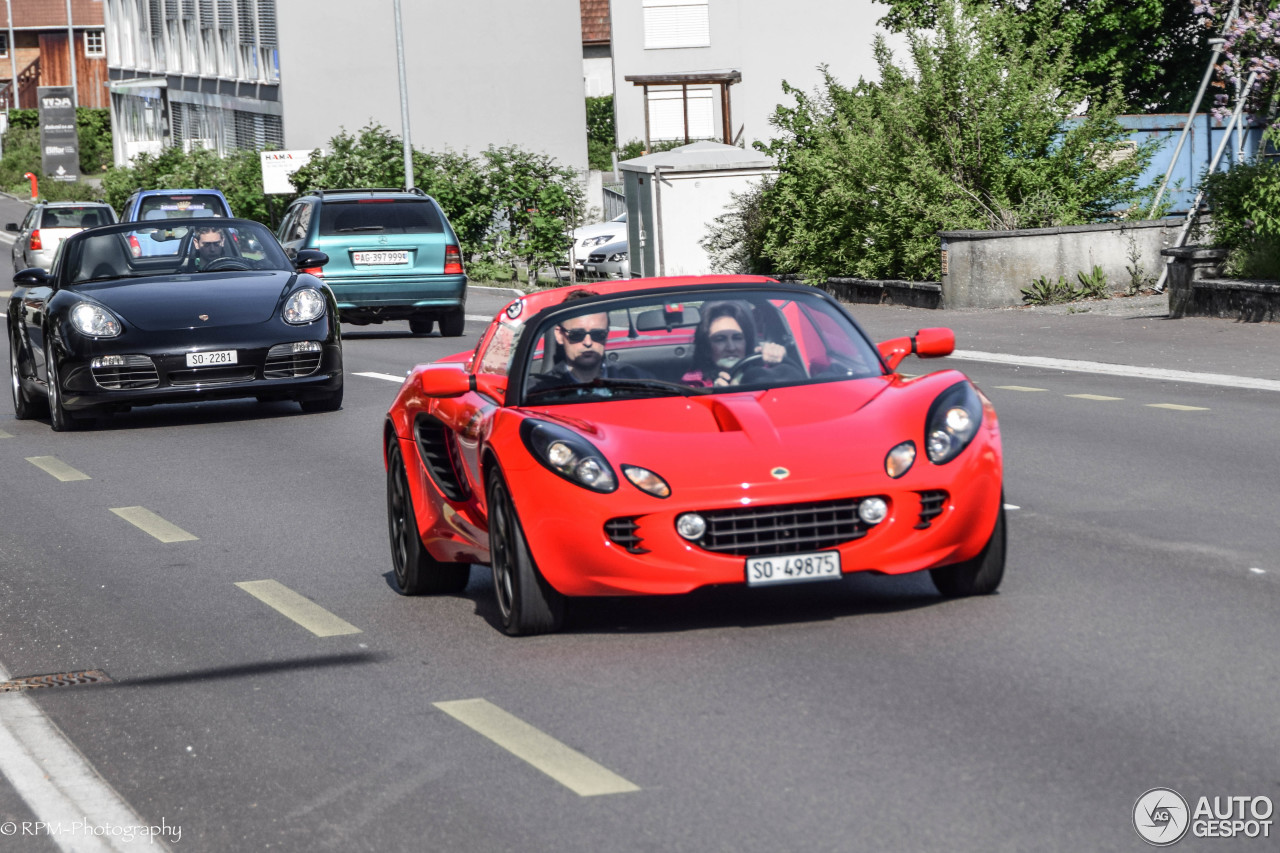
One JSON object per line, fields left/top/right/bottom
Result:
{"left": 384, "top": 277, "right": 1004, "bottom": 635}
{"left": 8, "top": 218, "right": 343, "bottom": 431}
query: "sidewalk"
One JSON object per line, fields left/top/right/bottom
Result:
{"left": 847, "top": 293, "right": 1280, "bottom": 382}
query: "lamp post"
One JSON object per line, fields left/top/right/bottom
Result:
{"left": 65, "top": 0, "right": 78, "bottom": 105}
{"left": 393, "top": 0, "right": 413, "bottom": 189}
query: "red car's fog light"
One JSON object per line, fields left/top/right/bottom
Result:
{"left": 676, "top": 513, "right": 706, "bottom": 540}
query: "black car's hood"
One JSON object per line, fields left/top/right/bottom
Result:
{"left": 75, "top": 271, "right": 294, "bottom": 331}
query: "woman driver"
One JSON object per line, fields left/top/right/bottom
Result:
{"left": 683, "top": 301, "right": 788, "bottom": 387}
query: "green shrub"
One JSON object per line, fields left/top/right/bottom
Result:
{"left": 1022, "top": 274, "right": 1077, "bottom": 305}
{"left": 1, "top": 108, "right": 112, "bottom": 177}
{"left": 101, "top": 146, "right": 271, "bottom": 225}
{"left": 1075, "top": 265, "right": 1109, "bottom": 299}
{"left": 1198, "top": 136, "right": 1280, "bottom": 279}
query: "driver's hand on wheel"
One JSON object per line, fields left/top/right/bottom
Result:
{"left": 759, "top": 341, "right": 785, "bottom": 365}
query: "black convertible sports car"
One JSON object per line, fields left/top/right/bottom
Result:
{"left": 7, "top": 218, "right": 343, "bottom": 431}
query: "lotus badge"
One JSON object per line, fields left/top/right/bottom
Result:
{"left": 771, "top": 467, "right": 790, "bottom": 480}
{"left": 198, "top": 314, "right": 209, "bottom": 321}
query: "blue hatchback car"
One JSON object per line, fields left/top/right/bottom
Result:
{"left": 276, "top": 188, "right": 468, "bottom": 337}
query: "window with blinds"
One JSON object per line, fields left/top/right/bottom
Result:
{"left": 643, "top": 0, "right": 710, "bottom": 50}
{"left": 237, "top": 0, "right": 256, "bottom": 44}
{"left": 647, "top": 87, "right": 714, "bottom": 140}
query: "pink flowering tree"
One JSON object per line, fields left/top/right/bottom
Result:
{"left": 1194, "top": 1, "right": 1280, "bottom": 117}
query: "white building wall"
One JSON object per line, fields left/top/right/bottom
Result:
{"left": 610, "top": 0, "right": 900, "bottom": 149}
{"left": 276, "top": 0, "right": 588, "bottom": 171}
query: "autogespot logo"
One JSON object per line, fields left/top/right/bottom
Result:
{"left": 1134, "top": 788, "right": 1191, "bottom": 846}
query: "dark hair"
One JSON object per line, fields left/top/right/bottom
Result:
{"left": 692, "top": 301, "right": 756, "bottom": 376}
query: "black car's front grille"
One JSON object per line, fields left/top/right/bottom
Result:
{"left": 694, "top": 497, "right": 874, "bottom": 557}
{"left": 414, "top": 415, "right": 469, "bottom": 502}
{"left": 168, "top": 366, "right": 256, "bottom": 386}
{"left": 91, "top": 355, "right": 159, "bottom": 390}
{"left": 916, "top": 490, "right": 949, "bottom": 529}
{"left": 604, "top": 517, "right": 648, "bottom": 554}
{"left": 264, "top": 344, "right": 322, "bottom": 378}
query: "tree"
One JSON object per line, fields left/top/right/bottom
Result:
{"left": 100, "top": 146, "right": 270, "bottom": 224}
{"left": 751, "top": 0, "right": 1155, "bottom": 281}
{"left": 481, "top": 145, "right": 584, "bottom": 288}
{"left": 1194, "top": 1, "right": 1280, "bottom": 117}
{"left": 880, "top": 0, "right": 1211, "bottom": 112}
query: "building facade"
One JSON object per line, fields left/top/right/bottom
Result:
{"left": 609, "top": 0, "right": 900, "bottom": 149}
{"left": 2, "top": 0, "right": 109, "bottom": 110}
{"left": 103, "top": 0, "right": 282, "bottom": 164}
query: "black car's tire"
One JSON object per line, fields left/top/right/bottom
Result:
{"left": 930, "top": 501, "right": 1006, "bottom": 597}
{"left": 438, "top": 308, "right": 466, "bottom": 338}
{"left": 386, "top": 440, "right": 470, "bottom": 595}
{"left": 408, "top": 317, "right": 435, "bottom": 336}
{"left": 300, "top": 383, "right": 343, "bottom": 413}
{"left": 10, "top": 331, "right": 42, "bottom": 420}
{"left": 486, "top": 466, "right": 564, "bottom": 636}
{"left": 45, "top": 345, "right": 85, "bottom": 432}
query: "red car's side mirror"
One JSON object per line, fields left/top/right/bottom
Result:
{"left": 877, "top": 328, "right": 956, "bottom": 371}
{"left": 417, "top": 365, "right": 472, "bottom": 397}
{"left": 474, "top": 374, "right": 507, "bottom": 403}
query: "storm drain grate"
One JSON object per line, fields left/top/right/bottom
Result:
{"left": 0, "top": 670, "right": 111, "bottom": 692}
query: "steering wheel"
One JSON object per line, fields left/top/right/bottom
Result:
{"left": 727, "top": 354, "right": 765, "bottom": 384}
{"left": 201, "top": 257, "right": 252, "bottom": 272}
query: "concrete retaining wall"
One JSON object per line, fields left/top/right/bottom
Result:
{"left": 939, "top": 219, "right": 1181, "bottom": 309}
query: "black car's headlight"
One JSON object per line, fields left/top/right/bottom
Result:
{"left": 520, "top": 420, "right": 617, "bottom": 493}
{"left": 283, "top": 288, "right": 326, "bottom": 324}
{"left": 925, "top": 381, "right": 983, "bottom": 464}
{"left": 69, "top": 302, "right": 122, "bottom": 337}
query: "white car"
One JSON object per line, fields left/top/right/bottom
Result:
{"left": 7, "top": 202, "right": 118, "bottom": 272}
{"left": 568, "top": 212, "right": 627, "bottom": 273}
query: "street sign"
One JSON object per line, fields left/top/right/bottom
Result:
{"left": 260, "top": 149, "right": 315, "bottom": 195}
{"left": 38, "top": 86, "right": 80, "bottom": 183}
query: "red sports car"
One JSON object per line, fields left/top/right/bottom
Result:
{"left": 384, "top": 276, "right": 1004, "bottom": 635}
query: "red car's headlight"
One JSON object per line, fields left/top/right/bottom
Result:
{"left": 520, "top": 419, "right": 617, "bottom": 493}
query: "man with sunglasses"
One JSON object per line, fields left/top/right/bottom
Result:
{"left": 529, "top": 292, "right": 653, "bottom": 392}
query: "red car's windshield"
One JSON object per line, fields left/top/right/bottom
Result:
{"left": 509, "top": 289, "right": 883, "bottom": 405}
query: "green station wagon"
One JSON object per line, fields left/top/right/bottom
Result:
{"left": 277, "top": 188, "right": 467, "bottom": 336}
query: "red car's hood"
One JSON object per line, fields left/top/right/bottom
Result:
{"left": 523, "top": 376, "right": 941, "bottom": 491}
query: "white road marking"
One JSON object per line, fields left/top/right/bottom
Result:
{"left": 0, "top": 428, "right": 12, "bottom": 438}
{"left": 353, "top": 371, "right": 408, "bottom": 384}
{"left": 1004, "top": 504, "right": 1020, "bottom": 510}
{"left": 1250, "top": 568, "right": 1266, "bottom": 574}
{"left": 26, "top": 456, "right": 91, "bottom": 482}
{"left": 0, "top": 663, "right": 171, "bottom": 852}
{"left": 1066, "top": 393, "right": 1123, "bottom": 401}
{"left": 951, "top": 350, "right": 1280, "bottom": 393}
{"left": 434, "top": 698, "right": 640, "bottom": 797}
{"left": 234, "top": 580, "right": 361, "bottom": 637}
{"left": 109, "top": 507, "right": 198, "bottom": 543}
{"left": 993, "top": 385, "right": 1047, "bottom": 392}
{"left": 1147, "top": 403, "right": 1210, "bottom": 411}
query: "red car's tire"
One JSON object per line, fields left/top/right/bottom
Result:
{"left": 929, "top": 500, "right": 1005, "bottom": 597}
{"left": 386, "top": 440, "right": 469, "bottom": 595}
{"left": 486, "top": 466, "right": 564, "bottom": 636}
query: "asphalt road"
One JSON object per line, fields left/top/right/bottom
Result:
{"left": 2, "top": 193, "right": 1278, "bottom": 852}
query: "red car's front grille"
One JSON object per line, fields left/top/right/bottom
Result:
{"left": 604, "top": 517, "right": 647, "bottom": 553}
{"left": 695, "top": 497, "right": 872, "bottom": 557}
{"left": 915, "top": 490, "right": 948, "bottom": 529}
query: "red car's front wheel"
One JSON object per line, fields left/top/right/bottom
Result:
{"left": 486, "top": 466, "right": 564, "bottom": 636}
{"left": 386, "top": 440, "right": 469, "bottom": 595}
{"left": 929, "top": 500, "right": 1006, "bottom": 597}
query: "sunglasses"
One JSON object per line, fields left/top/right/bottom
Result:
{"left": 559, "top": 326, "right": 609, "bottom": 344}
{"left": 709, "top": 332, "right": 745, "bottom": 345}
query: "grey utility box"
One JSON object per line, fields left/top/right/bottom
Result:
{"left": 620, "top": 141, "right": 775, "bottom": 278}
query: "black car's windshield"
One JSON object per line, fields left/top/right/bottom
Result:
{"left": 62, "top": 221, "right": 293, "bottom": 284}
{"left": 516, "top": 288, "right": 884, "bottom": 405}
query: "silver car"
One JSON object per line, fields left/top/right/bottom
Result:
{"left": 583, "top": 237, "right": 630, "bottom": 280}
{"left": 7, "top": 202, "right": 118, "bottom": 272}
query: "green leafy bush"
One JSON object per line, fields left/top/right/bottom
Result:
{"left": 101, "top": 146, "right": 271, "bottom": 224}
{"left": 1021, "top": 266, "right": 1110, "bottom": 304}
{"left": 1074, "top": 265, "right": 1109, "bottom": 299}
{"left": 1, "top": 108, "right": 113, "bottom": 180}
{"left": 1197, "top": 135, "right": 1280, "bottom": 279}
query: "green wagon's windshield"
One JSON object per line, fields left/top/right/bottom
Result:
{"left": 512, "top": 288, "right": 884, "bottom": 405}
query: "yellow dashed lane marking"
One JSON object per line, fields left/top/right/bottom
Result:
{"left": 434, "top": 698, "right": 640, "bottom": 797}
{"left": 994, "top": 385, "right": 1047, "bottom": 392}
{"left": 1066, "top": 394, "right": 1123, "bottom": 401}
{"left": 26, "top": 456, "right": 90, "bottom": 481}
{"left": 0, "top": 428, "right": 13, "bottom": 438}
{"left": 235, "top": 580, "right": 361, "bottom": 637}
{"left": 109, "top": 506, "right": 198, "bottom": 542}
{"left": 1148, "top": 403, "right": 1210, "bottom": 411}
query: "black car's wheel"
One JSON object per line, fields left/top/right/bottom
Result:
{"left": 44, "top": 344, "right": 86, "bottom": 432}
{"left": 486, "top": 466, "right": 564, "bottom": 636}
{"left": 408, "top": 317, "right": 435, "bottom": 336}
{"left": 930, "top": 501, "right": 1006, "bottom": 597}
{"left": 438, "top": 308, "right": 466, "bottom": 338}
{"left": 300, "top": 382, "right": 343, "bottom": 413}
{"left": 386, "top": 440, "right": 470, "bottom": 595}
{"left": 10, "top": 331, "right": 42, "bottom": 420}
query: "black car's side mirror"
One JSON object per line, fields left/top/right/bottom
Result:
{"left": 293, "top": 249, "right": 329, "bottom": 269}
{"left": 13, "top": 268, "right": 50, "bottom": 287}
{"left": 5, "top": 223, "right": 19, "bottom": 232}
